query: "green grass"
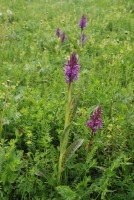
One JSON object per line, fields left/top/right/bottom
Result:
{"left": 0, "top": 0, "right": 134, "bottom": 199}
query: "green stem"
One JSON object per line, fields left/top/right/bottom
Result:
{"left": 86, "top": 130, "right": 94, "bottom": 153}
{"left": 64, "top": 83, "right": 72, "bottom": 128}
{"left": 58, "top": 153, "right": 63, "bottom": 184}
{"left": 58, "top": 83, "right": 72, "bottom": 184}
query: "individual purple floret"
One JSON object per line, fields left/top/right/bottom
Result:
{"left": 87, "top": 105, "right": 103, "bottom": 133}
{"left": 65, "top": 52, "right": 80, "bottom": 84}
{"left": 61, "top": 32, "right": 66, "bottom": 42}
{"left": 56, "top": 28, "right": 61, "bottom": 37}
{"left": 81, "top": 33, "right": 86, "bottom": 43}
{"left": 79, "top": 14, "right": 87, "bottom": 30}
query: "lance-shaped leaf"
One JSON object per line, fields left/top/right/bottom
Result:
{"left": 56, "top": 186, "right": 77, "bottom": 200}
{"left": 60, "top": 123, "right": 71, "bottom": 154}
{"left": 62, "top": 139, "right": 84, "bottom": 169}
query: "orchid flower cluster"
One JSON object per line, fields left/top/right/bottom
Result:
{"left": 64, "top": 52, "right": 103, "bottom": 132}
{"left": 57, "top": 51, "right": 103, "bottom": 183}
{"left": 56, "top": 14, "right": 87, "bottom": 45}
{"left": 57, "top": 15, "right": 103, "bottom": 184}
{"left": 56, "top": 28, "right": 66, "bottom": 42}
{"left": 79, "top": 14, "right": 87, "bottom": 44}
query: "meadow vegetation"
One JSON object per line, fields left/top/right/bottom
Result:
{"left": 0, "top": 0, "right": 134, "bottom": 199}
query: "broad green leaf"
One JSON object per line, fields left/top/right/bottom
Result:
{"left": 56, "top": 185, "right": 77, "bottom": 200}
{"left": 60, "top": 123, "right": 71, "bottom": 154}
{"left": 62, "top": 139, "right": 84, "bottom": 168}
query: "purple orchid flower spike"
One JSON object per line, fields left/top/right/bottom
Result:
{"left": 81, "top": 33, "right": 86, "bottom": 43}
{"left": 65, "top": 52, "right": 80, "bottom": 84}
{"left": 87, "top": 105, "right": 103, "bottom": 133}
{"left": 56, "top": 28, "right": 61, "bottom": 37}
{"left": 61, "top": 32, "right": 66, "bottom": 42}
{"left": 79, "top": 14, "right": 87, "bottom": 30}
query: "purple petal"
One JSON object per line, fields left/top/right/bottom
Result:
{"left": 56, "top": 28, "right": 61, "bottom": 37}
{"left": 79, "top": 14, "right": 87, "bottom": 30}
{"left": 87, "top": 106, "right": 103, "bottom": 133}
{"left": 64, "top": 52, "right": 80, "bottom": 84}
